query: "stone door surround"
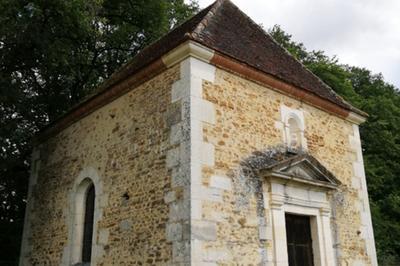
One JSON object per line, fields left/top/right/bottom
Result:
{"left": 260, "top": 153, "right": 339, "bottom": 266}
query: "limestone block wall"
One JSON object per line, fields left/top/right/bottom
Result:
{"left": 19, "top": 50, "right": 376, "bottom": 265}
{"left": 200, "top": 67, "right": 376, "bottom": 265}
{"left": 164, "top": 56, "right": 218, "bottom": 265}
{"left": 20, "top": 65, "right": 181, "bottom": 265}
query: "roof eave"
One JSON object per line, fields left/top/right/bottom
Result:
{"left": 263, "top": 171, "right": 339, "bottom": 190}
{"left": 35, "top": 40, "right": 367, "bottom": 144}
{"left": 162, "top": 41, "right": 368, "bottom": 124}
{"left": 162, "top": 40, "right": 215, "bottom": 67}
{"left": 206, "top": 49, "right": 367, "bottom": 124}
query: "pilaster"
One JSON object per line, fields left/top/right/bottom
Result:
{"left": 164, "top": 42, "right": 218, "bottom": 264}
{"left": 270, "top": 184, "right": 288, "bottom": 266}
{"left": 349, "top": 124, "right": 378, "bottom": 266}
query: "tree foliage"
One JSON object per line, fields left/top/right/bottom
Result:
{"left": 0, "top": 0, "right": 198, "bottom": 264}
{"left": 1, "top": 2, "right": 398, "bottom": 264}
{"left": 270, "top": 25, "right": 400, "bottom": 265}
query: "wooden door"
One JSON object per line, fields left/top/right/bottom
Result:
{"left": 285, "top": 214, "right": 314, "bottom": 266}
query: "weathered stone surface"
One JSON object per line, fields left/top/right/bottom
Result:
{"left": 164, "top": 190, "right": 177, "bottom": 204}
{"left": 98, "top": 229, "right": 109, "bottom": 245}
{"left": 166, "top": 222, "right": 183, "bottom": 242}
{"left": 119, "top": 219, "right": 132, "bottom": 231}
{"left": 209, "top": 175, "right": 232, "bottom": 191}
{"left": 166, "top": 147, "right": 181, "bottom": 168}
{"left": 23, "top": 65, "right": 180, "bottom": 265}
{"left": 203, "top": 249, "right": 231, "bottom": 262}
{"left": 199, "top": 67, "right": 373, "bottom": 265}
{"left": 172, "top": 240, "right": 190, "bottom": 263}
{"left": 259, "top": 225, "right": 272, "bottom": 241}
{"left": 21, "top": 59, "right": 375, "bottom": 265}
{"left": 192, "top": 220, "right": 217, "bottom": 241}
{"left": 166, "top": 101, "right": 182, "bottom": 126}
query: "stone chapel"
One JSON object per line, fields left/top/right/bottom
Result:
{"left": 19, "top": 0, "right": 378, "bottom": 265}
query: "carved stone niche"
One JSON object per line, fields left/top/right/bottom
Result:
{"left": 257, "top": 150, "right": 340, "bottom": 266}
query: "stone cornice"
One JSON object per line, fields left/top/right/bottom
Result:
{"left": 346, "top": 111, "right": 367, "bottom": 125}
{"left": 162, "top": 41, "right": 215, "bottom": 67}
{"left": 266, "top": 173, "right": 338, "bottom": 191}
{"left": 35, "top": 40, "right": 367, "bottom": 143}
{"left": 161, "top": 42, "right": 368, "bottom": 125}
{"left": 210, "top": 52, "right": 368, "bottom": 123}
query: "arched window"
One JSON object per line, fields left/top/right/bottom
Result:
{"left": 70, "top": 178, "right": 96, "bottom": 265}
{"left": 66, "top": 168, "right": 103, "bottom": 266}
{"left": 82, "top": 183, "right": 95, "bottom": 263}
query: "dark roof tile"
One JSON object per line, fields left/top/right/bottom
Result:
{"left": 107, "top": 0, "right": 361, "bottom": 114}
{"left": 190, "top": 0, "right": 357, "bottom": 113}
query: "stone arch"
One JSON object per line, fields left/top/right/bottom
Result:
{"left": 284, "top": 112, "right": 306, "bottom": 150}
{"left": 285, "top": 112, "right": 304, "bottom": 131}
{"left": 63, "top": 167, "right": 105, "bottom": 265}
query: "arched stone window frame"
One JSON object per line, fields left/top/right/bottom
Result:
{"left": 280, "top": 105, "right": 307, "bottom": 150}
{"left": 63, "top": 167, "right": 105, "bottom": 265}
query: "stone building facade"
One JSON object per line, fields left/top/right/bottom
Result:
{"left": 20, "top": 0, "right": 377, "bottom": 265}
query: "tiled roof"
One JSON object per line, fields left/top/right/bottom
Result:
{"left": 38, "top": 0, "right": 366, "bottom": 141}
{"left": 105, "top": 0, "right": 361, "bottom": 114}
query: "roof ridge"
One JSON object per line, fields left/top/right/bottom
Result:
{"left": 247, "top": 20, "right": 356, "bottom": 111}
{"left": 190, "top": 0, "right": 226, "bottom": 39}
{"left": 93, "top": 2, "right": 216, "bottom": 92}
{"left": 204, "top": 1, "right": 357, "bottom": 112}
{"left": 36, "top": 1, "right": 367, "bottom": 142}
{"left": 102, "top": 0, "right": 359, "bottom": 115}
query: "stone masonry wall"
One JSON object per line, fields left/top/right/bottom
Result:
{"left": 199, "top": 67, "right": 374, "bottom": 265}
{"left": 20, "top": 55, "right": 376, "bottom": 265}
{"left": 20, "top": 65, "right": 181, "bottom": 265}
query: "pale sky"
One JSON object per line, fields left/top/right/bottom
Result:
{"left": 189, "top": 0, "right": 400, "bottom": 89}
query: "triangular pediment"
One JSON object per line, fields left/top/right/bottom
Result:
{"left": 276, "top": 159, "right": 339, "bottom": 185}
{"left": 259, "top": 152, "right": 341, "bottom": 188}
{"left": 282, "top": 161, "right": 323, "bottom": 180}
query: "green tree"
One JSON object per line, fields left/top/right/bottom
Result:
{"left": 269, "top": 25, "right": 400, "bottom": 265}
{"left": 0, "top": 0, "right": 198, "bottom": 264}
